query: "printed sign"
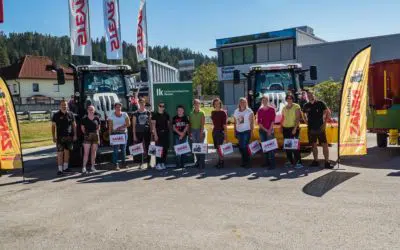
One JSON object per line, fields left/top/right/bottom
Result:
{"left": 129, "top": 143, "right": 144, "bottom": 156}
{"left": 218, "top": 143, "right": 234, "bottom": 156}
{"left": 192, "top": 143, "right": 208, "bottom": 154}
{"left": 247, "top": 141, "right": 261, "bottom": 155}
{"left": 110, "top": 134, "right": 126, "bottom": 145}
{"left": 261, "top": 138, "right": 278, "bottom": 153}
{"left": 283, "top": 139, "right": 299, "bottom": 150}
{"left": 148, "top": 144, "right": 163, "bottom": 158}
{"left": 174, "top": 142, "right": 191, "bottom": 155}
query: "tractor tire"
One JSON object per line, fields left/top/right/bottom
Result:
{"left": 377, "top": 133, "right": 388, "bottom": 148}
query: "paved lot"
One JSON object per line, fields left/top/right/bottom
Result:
{"left": 1, "top": 134, "right": 400, "bottom": 249}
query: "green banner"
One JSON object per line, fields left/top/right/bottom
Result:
{"left": 153, "top": 82, "right": 193, "bottom": 118}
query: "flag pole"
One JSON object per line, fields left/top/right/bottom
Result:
{"left": 87, "top": 0, "right": 93, "bottom": 64}
{"left": 144, "top": 0, "right": 154, "bottom": 110}
{"left": 116, "top": 0, "right": 123, "bottom": 65}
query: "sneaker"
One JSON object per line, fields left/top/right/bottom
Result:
{"left": 161, "top": 163, "right": 166, "bottom": 170}
{"left": 82, "top": 167, "right": 87, "bottom": 174}
{"left": 324, "top": 161, "right": 334, "bottom": 169}
{"left": 57, "top": 171, "right": 63, "bottom": 176}
{"left": 294, "top": 163, "right": 304, "bottom": 169}
{"left": 155, "top": 164, "right": 162, "bottom": 170}
{"left": 284, "top": 162, "right": 292, "bottom": 168}
{"left": 146, "top": 164, "right": 152, "bottom": 170}
{"left": 90, "top": 166, "right": 97, "bottom": 172}
{"left": 309, "top": 161, "right": 320, "bottom": 167}
{"left": 115, "top": 164, "right": 120, "bottom": 171}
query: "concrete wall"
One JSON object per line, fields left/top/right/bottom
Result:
{"left": 297, "top": 33, "right": 400, "bottom": 83}
{"left": 6, "top": 79, "right": 74, "bottom": 104}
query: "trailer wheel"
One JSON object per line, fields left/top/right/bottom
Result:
{"left": 377, "top": 133, "right": 388, "bottom": 148}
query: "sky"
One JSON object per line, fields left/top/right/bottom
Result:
{"left": 1, "top": 0, "right": 400, "bottom": 56}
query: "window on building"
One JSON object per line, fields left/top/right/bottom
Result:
{"left": 13, "top": 84, "right": 17, "bottom": 94}
{"left": 233, "top": 47, "right": 244, "bottom": 65}
{"left": 32, "top": 83, "right": 39, "bottom": 92}
{"left": 244, "top": 46, "right": 254, "bottom": 64}
{"left": 53, "top": 83, "right": 60, "bottom": 92}
{"left": 222, "top": 49, "right": 233, "bottom": 66}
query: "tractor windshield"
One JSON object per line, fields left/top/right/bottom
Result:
{"left": 83, "top": 71, "right": 127, "bottom": 95}
{"left": 255, "top": 70, "right": 294, "bottom": 95}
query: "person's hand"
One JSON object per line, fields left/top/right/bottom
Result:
{"left": 200, "top": 132, "right": 205, "bottom": 142}
{"left": 292, "top": 128, "right": 297, "bottom": 135}
{"left": 179, "top": 134, "right": 184, "bottom": 140}
{"left": 224, "top": 133, "right": 228, "bottom": 142}
{"left": 154, "top": 134, "right": 159, "bottom": 142}
{"left": 133, "top": 135, "right": 138, "bottom": 143}
{"left": 53, "top": 137, "right": 57, "bottom": 143}
{"left": 73, "top": 135, "right": 77, "bottom": 142}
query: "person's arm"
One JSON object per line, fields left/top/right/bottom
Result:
{"left": 81, "top": 124, "right": 86, "bottom": 135}
{"left": 257, "top": 110, "right": 267, "bottom": 132}
{"left": 200, "top": 112, "right": 205, "bottom": 141}
{"left": 233, "top": 116, "right": 237, "bottom": 138}
{"left": 268, "top": 111, "right": 276, "bottom": 135}
{"left": 151, "top": 119, "right": 158, "bottom": 142}
{"left": 181, "top": 122, "right": 189, "bottom": 140}
{"left": 249, "top": 113, "right": 255, "bottom": 137}
{"left": 293, "top": 108, "right": 301, "bottom": 135}
{"left": 72, "top": 121, "right": 77, "bottom": 141}
{"left": 125, "top": 114, "right": 131, "bottom": 129}
{"left": 132, "top": 115, "right": 137, "bottom": 141}
{"left": 302, "top": 105, "right": 308, "bottom": 124}
{"left": 108, "top": 119, "right": 113, "bottom": 134}
{"left": 223, "top": 112, "right": 228, "bottom": 141}
{"left": 52, "top": 122, "right": 57, "bottom": 143}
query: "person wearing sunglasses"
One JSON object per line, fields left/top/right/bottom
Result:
{"left": 81, "top": 105, "right": 100, "bottom": 174}
{"left": 151, "top": 102, "right": 170, "bottom": 170}
{"left": 132, "top": 97, "right": 152, "bottom": 169}
{"left": 281, "top": 93, "right": 303, "bottom": 169}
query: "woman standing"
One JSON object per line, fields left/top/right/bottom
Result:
{"left": 257, "top": 95, "right": 276, "bottom": 169}
{"left": 108, "top": 102, "right": 131, "bottom": 170}
{"left": 281, "top": 93, "right": 303, "bottom": 169}
{"left": 189, "top": 99, "right": 206, "bottom": 169}
{"left": 151, "top": 101, "right": 170, "bottom": 170}
{"left": 81, "top": 105, "right": 100, "bottom": 174}
{"left": 233, "top": 98, "right": 254, "bottom": 168}
{"left": 132, "top": 98, "right": 152, "bottom": 169}
{"left": 211, "top": 98, "right": 227, "bottom": 169}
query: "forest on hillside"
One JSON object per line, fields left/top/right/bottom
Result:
{"left": 0, "top": 32, "right": 216, "bottom": 72}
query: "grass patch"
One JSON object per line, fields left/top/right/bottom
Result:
{"left": 19, "top": 121, "right": 53, "bottom": 149}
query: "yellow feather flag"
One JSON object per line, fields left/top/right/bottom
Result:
{"left": 0, "top": 77, "right": 22, "bottom": 170}
{"left": 339, "top": 46, "right": 371, "bottom": 156}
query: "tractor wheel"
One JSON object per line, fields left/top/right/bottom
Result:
{"left": 377, "top": 133, "right": 388, "bottom": 148}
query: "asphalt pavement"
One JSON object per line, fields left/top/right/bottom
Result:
{"left": 1, "top": 133, "right": 400, "bottom": 249}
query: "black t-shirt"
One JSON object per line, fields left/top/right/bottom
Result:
{"left": 52, "top": 111, "right": 75, "bottom": 137}
{"left": 151, "top": 112, "right": 170, "bottom": 132}
{"left": 81, "top": 115, "right": 100, "bottom": 133}
{"left": 134, "top": 110, "right": 151, "bottom": 132}
{"left": 172, "top": 115, "right": 189, "bottom": 135}
{"left": 302, "top": 101, "right": 327, "bottom": 130}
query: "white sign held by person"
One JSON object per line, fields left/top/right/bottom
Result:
{"left": 247, "top": 141, "right": 261, "bottom": 155}
{"left": 110, "top": 134, "right": 126, "bottom": 145}
{"left": 136, "top": 0, "right": 147, "bottom": 62}
{"left": 261, "top": 138, "right": 279, "bottom": 153}
{"left": 103, "top": 0, "right": 122, "bottom": 60}
{"left": 283, "top": 139, "right": 300, "bottom": 150}
{"left": 68, "top": 0, "right": 92, "bottom": 56}
{"left": 174, "top": 142, "right": 191, "bottom": 155}
{"left": 218, "top": 143, "right": 234, "bottom": 156}
{"left": 129, "top": 143, "right": 144, "bottom": 156}
{"left": 192, "top": 143, "right": 208, "bottom": 154}
{"left": 148, "top": 144, "right": 163, "bottom": 158}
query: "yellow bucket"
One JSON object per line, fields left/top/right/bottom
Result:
{"left": 389, "top": 129, "right": 398, "bottom": 145}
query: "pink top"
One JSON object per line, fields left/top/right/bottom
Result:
{"left": 257, "top": 106, "right": 276, "bottom": 130}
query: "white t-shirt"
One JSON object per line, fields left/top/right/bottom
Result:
{"left": 234, "top": 108, "right": 253, "bottom": 132}
{"left": 109, "top": 112, "right": 129, "bottom": 133}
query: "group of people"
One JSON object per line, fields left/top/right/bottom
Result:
{"left": 233, "top": 90, "right": 333, "bottom": 169}
{"left": 51, "top": 90, "right": 332, "bottom": 175}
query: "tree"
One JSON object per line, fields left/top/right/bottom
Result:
{"left": 192, "top": 62, "right": 218, "bottom": 96}
{"left": 0, "top": 45, "right": 10, "bottom": 67}
{"left": 311, "top": 80, "right": 342, "bottom": 115}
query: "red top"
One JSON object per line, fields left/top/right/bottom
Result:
{"left": 257, "top": 106, "right": 276, "bottom": 130}
{"left": 211, "top": 110, "right": 227, "bottom": 131}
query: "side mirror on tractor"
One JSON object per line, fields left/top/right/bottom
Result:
{"left": 310, "top": 66, "right": 317, "bottom": 80}
{"left": 57, "top": 68, "right": 65, "bottom": 85}
{"left": 140, "top": 67, "right": 148, "bottom": 82}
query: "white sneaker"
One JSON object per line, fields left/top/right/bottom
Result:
{"left": 161, "top": 163, "right": 166, "bottom": 170}
{"left": 82, "top": 167, "right": 87, "bottom": 174}
{"left": 155, "top": 164, "right": 162, "bottom": 170}
{"left": 91, "top": 166, "right": 97, "bottom": 172}
{"left": 295, "top": 163, "right": 304, "bottom": 169}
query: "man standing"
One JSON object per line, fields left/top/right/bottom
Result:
{"left": 302, "top": 90, "right": 333, "bottom": 169}
{"left": 52, "top": 100, "right": 77, "bottom": 175}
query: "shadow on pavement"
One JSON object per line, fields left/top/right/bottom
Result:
{"left": 387, "top": 171, "right": 400, "bottom": 177}
{"left": 302, "top": 171, "right": 360, "bottom": 197}
{"left": 339, "top": 146, "right": 400, "bottom": 170}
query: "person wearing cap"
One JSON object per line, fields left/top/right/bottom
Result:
{"left": 108, "top": 102, "right": 131, "bottom": 170}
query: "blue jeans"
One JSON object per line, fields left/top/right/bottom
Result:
{"left": 191, "top": 129, "right": 205, "bottom": 168}
{"left": 174, "top": 134, "right": 188, "bottom": 167}
{"left": 112, "top": 144, "right": 127, "bottom": 165}
{"left": 236, "top": 130, "right": 251, "bottom": 163}
{"left": 259, "top": 129, "right": 276, "bottom": 167}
